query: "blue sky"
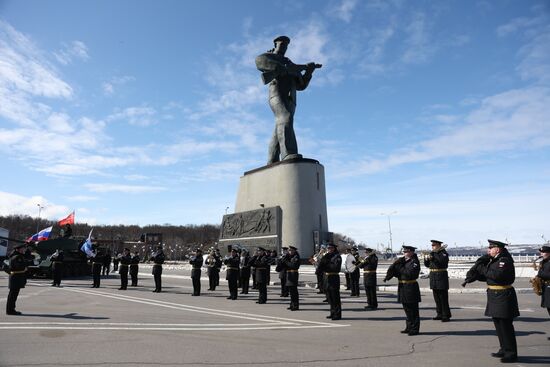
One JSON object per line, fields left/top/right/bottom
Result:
{"left": 1, "top": 0, "right": 549, "bottom": 249}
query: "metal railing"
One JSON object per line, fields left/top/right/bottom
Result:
{"left": 449, "top": 254, "right": 539, "bottom": 263}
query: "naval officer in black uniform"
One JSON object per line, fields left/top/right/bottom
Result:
{"left": 359, "top": 248, "right": 378, "bottom": 310}
{"left": 6, "top": 243, "right": 30, "bottom": 315}
{"left": 151, "top": 246, "right": 165, "bottom": 292}
{"left": 424, "top": 240, "right": 451, "bottom": 322}
{"left": 480, "top": 240, "right": 519, "bottom": 363}
{"left": 190, "top": 248, "right": 203, "bottom": 296}
{"left": 281, "top": 245, "right": 300, "bottom": 310}
{"left": 224, "top": 248, "right": 240, "bottom": 300}
{"left": 385, "top": 245, "right": 421, "bottom": 335}
{"left": 318, "top": 243, "right": 342, "bottom": 320}
{"left": 537, "top": 245, "right": 550, "bottom": 318}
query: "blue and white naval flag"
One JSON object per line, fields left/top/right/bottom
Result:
{"left": 80, "top": 228, "right": 94, "bottom": 257}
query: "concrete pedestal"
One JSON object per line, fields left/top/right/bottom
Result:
{"left": 234, "top": 158, "right": 328, "bottom": 258}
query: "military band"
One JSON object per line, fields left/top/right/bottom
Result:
{"left": 5, "top": 237, "right": 549, "bottom": 363}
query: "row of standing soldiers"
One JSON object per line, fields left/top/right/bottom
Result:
{"left": 188, "top": 246, "right": 301, "bottom": 310}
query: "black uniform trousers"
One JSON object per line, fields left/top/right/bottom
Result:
{"left": 92, "top": 263, "right": 102, "bottom": 288}
{"left": 227, "top": 274, "right": 238, "bottom": 300}
{"left": 192, "top": 275, "right": 201, "bottom": 295}
{"left": 403, "top": 302, "right": 420, "bottom": 333}
{"left": 433, "top": 289, "right": 451, "bottom": 319}
{"left": 350, "top": 269, "right": 360, "bottom": 296}
{"left": 153, "top": 265, "right": 162, "bottom": 292}
{"left": 325, "top": 274, "right": 342, "bottom": 320}
{"left": 316, "top": 272, "right": 324, "bottom": 293}
{"left": 119, "top": 266, "right": 128, "bottom": 290}
{"left": 345, "top": 272, "right": 351, "bottom": 290}
{"left": 6, "top": 288, "right": 20, "bottom": 314}
{"left": 208, "top": 269, "right": 219, "bottom": 290}
{"left": 493, "top": 318, "right": 517, "bottom": 356}
{"left": 257, "top": 282, "right": 267, "bottom": 303}
{"left": 280, "top": 273, "right": 288, "bottom": 296}
{"left": 130, "top": 266, "right": 138, "bottom": 286}
{"left": 365, "top": 286, "right": 378, "bottom": 308}
{"left": 52, "top": 267, "right": 62, "bottom": 286}
{"left": 251, "top": 268, "right": 257, "bottom": 289}
{"left": 288, "top": 286, "right": 299, "bottom": 310}
{"left": 240, "top": 268, "right": 250, "bottom": 294}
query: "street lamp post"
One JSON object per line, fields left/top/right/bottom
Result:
{"left": 381, "top": 211, "right": 397, "bottom": 255}
{"left": 36, "top": 204, "right": 44, "bottom": 233}
{"left": 225, "top": 206, "right": 229, "bottom": 215}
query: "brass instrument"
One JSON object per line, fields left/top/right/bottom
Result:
{"left": 532, "top": 255, "right": 543, "bottom": 271}
{"left": 530, "top": 276, "right": 543, "bottom": 296}
{"left": 422, "top": 244, "right": 447, "bottom": 261}
{"left": 308, "top": 248, "right": 326, "bottom": 266}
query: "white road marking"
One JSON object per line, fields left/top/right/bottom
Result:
{"left": 0, "top": 325, "right": 338, "bottom": 331}
{"left": 9, "top": 282, "right": 348, "bottom": 332}
{"left": 459, "top": 305, "right": 534, "bottom": 312}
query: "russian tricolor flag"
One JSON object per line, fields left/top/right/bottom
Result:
{"left": 27, "top": 226, "right": 53, "bottom": 242}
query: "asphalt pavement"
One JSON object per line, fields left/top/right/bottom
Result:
{"left": 0, "top": 268, "right": 548, "bottom": 367}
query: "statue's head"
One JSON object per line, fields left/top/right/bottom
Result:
{"left": 273, "top": 35, "right": 290, "bottom": 55}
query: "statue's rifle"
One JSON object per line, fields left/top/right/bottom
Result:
{"left": 260, "top": 63, "right": 322, "bottom": 85}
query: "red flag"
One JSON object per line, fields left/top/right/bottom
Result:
{"left": 58, "top": 211, "right": 75, "bottom": 226}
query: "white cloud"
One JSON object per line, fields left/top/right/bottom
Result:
{"left": 0, "top": 191, "right": 70, "bottom": 220}
{"left": 401, "top": 12, "right": 434, "bottom": 64}
{"left": 107, "top": 106, "right": 157, "bottom": 126}
{"left": 332, "top": 0, "right": 359, "bottom": 23}
{"left": 65, "top": 195, "right": 99, "bottom": 202}
{"left": 53, "top": 40, "right": 90, "bottom": 65}
{"left": 343, "top": 86, "right": 550, "bottom": 176}
{"left": 124, "top": 174, "right": 149, "bottom": 181}
{"left": 517, "top": 25, "right": 550, "bottom": 83}
{"left": 329, "top": 187, "right": 550, "bottom": 248}
{"left": 47, "top": 112, "right": 75, "bottom": 134}
{"left": 496, "top": 16, "right": 545, "bottom": 37}
{"left": 84, "top": 183, "right": 167, "bottom": 194}
{"left": 102, "top": 75, "right": 135, "bottom": 96}
{"left": 0, "top": 21, "right": 73, "bottom": 101}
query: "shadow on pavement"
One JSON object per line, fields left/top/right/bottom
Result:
{"left": 517, "top": 356, "right": 550, "bottom": 364}
{"left": 19, "top": 312, "right": 109, "bottom": 320}
{"left": 420, "top": 330, "right": 545, "bottom": 336}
